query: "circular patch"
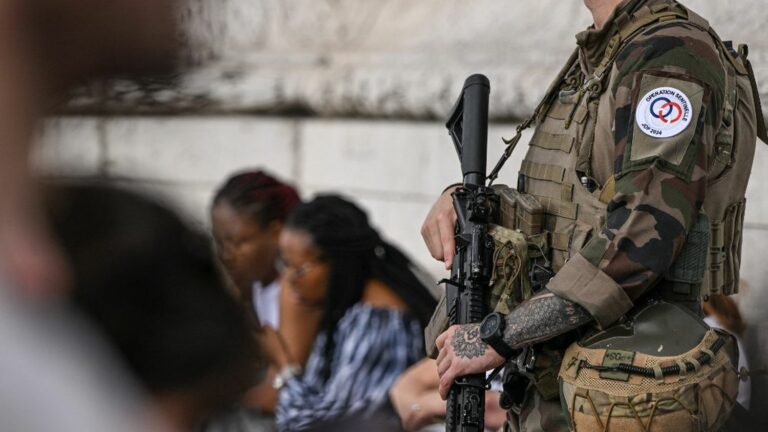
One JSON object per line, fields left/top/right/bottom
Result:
{"left": 635, "top": 87, "right": 693, "bottom": 138}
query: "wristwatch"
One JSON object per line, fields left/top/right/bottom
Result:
{"left": 480, "top": 312, "right": 516, "bottom": 359}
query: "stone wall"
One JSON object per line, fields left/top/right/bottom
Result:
{"left": 71, "top": 0, "right": 768, "bottom": 120}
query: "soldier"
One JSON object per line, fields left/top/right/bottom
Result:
{"left": 422, "top": 0, "right": 764, "bottom": 430}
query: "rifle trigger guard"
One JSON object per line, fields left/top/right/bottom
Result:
{"left": 439, "top": 278, "right": 462, "bottom": 289}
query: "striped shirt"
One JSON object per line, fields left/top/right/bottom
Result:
{"left": 276, "top": 303, "right": 423, "bottom": 431}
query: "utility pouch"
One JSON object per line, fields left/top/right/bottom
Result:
{"left": 497, "top": 186, "right": 545, "bottom": 236}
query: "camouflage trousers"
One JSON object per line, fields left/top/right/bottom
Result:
{"left": 504, "top": 387, "right": 569, "bottom": 432}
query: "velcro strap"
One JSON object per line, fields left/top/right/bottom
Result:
{"left": 598, "top": 176, "right": 616, "bottom": 204}
{"left": 520, "top": 161, "right": 566, "bottom": 184}
{"left": 533, "top": 195, "right": 578, "bottom": 220}
{"left": 530, "top": 130, "right": 575, "bottom": 153}
{"left": 688, "top": 357, "right": 702, "bottom": 371}
{"left": 652, "top": 364, "right": 664, "bottom": 384}
{"left": 561, "top": 183, "right": 574, "bottom": 201}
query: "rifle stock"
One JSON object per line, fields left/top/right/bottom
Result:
{"left": 444, "top": 74, "right": 497, "bottom": 432}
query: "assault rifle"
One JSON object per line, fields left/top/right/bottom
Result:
{"left": 442, "top": 74, "right": 498, "bottom": 432}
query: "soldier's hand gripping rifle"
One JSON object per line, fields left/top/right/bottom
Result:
{"left": 442, "top": 74, "right": 498, "bottom": 432}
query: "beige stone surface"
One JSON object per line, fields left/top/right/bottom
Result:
{"left": 69, "top": 1, "right": 767, "bottom": 122}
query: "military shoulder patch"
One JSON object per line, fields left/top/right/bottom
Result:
{"left": 622, "top": 71, "right": 709, "bottom": 180}
{"left": 635, "top": 87, "right": 694, "bottom": 139}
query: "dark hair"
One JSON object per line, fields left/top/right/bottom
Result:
{"left": 212, "top": 170, "right": 300, "bottom": 227}
{"left": 45, "top": 181, "right": 259, "bottom": 411}
{"left": 285, "top": 195, "right": 437, "bottom": 376}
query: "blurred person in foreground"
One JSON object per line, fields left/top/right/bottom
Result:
{"left": 206, "top": 170, "right": 300, "bottom": 429}
{"left": 270, "top": 195, "right": 437, "bottom": 431}
{"left": 0, "top": 0, "right": 184, "bottom": 431}
{"left": 44, "top": 181, "right": 260, "bottom": 431}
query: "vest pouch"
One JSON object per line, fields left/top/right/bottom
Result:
{"left": 487, "top": 225, "right": 532, "bottom": 315}
{"left": 497, "top": 186, "right": 545, "bottom": 236}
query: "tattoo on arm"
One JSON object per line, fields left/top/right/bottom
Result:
{"left": 451, "top": 324, "right": 486, "bottom": 359}
{"left": 502, "top": 289, "right": 592, "bottom": 349}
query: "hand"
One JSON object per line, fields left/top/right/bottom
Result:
{"left": 420, "top": 185, "right": 459, "bottom": 269}
{"left": 435, "top": 324, "right": 505, "bottom": 399}
{"left": 389, "top": 359, "right": 445, "bottom": 431}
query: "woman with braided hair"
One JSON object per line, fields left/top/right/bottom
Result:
{"left": 274, "top": 195, "right": 437, "bottom": 431}
{"left": 211, "top": 170, "right": 300, "bottom": 329}
{"left": 207, "top": 170, "right": 300, "bottom": 428}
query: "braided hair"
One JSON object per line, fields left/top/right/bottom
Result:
{"left": 285, "top": 195, "right": 437, "bottom": 379}
{"left": 212, "top": 170, "right": 300, "bottom": 227}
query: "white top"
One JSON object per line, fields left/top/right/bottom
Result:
{"left": 704, "top": 316, "right": 750, "bottom": 410}
{"left": 252, "top": 279, "right": 280, "bottom": 329}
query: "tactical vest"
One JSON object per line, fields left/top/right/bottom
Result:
{"left": 502, "top": 2, "right": 767, "bottom": 314}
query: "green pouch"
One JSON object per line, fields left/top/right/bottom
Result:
{"left": 424, "top": 224, "right": 537, "bottom": 358}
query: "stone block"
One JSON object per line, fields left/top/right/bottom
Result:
{"left": 32, "top": 117, "right": 102, "bottom": 176}
{"left": 299, "top": 119, "right": 455, "bottom": 197}
{"left": 104, "top": 116, "right": 297, "bottom": 185}
{"left": 299, "top": 120, "right": 528, "bottom": 198}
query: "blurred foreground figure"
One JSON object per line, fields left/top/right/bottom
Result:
{"left": 45, "top": 182, "right": 260, "bottom": 430}
{"left": 0, "top": 0, "right": 183, "bottom": 431}
{"left": 0, "top": 0, "right": 179, "bottom": 297}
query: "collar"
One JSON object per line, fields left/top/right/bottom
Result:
{"left": 575, "top": 0, "right": 668, "bottom": 73}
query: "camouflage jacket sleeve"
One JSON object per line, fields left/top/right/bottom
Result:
{"left": 547, "top": 22, "right": 725, "bottom": 328}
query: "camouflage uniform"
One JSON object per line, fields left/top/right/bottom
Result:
{"left": 503, "top": 0, "right": 749, "bottom": 430}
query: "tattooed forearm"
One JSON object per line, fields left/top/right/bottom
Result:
{"left": 451, "top": 324, "right": 486, "bottom": 359}
{"left": 502, "top": 289, "right": 592, "bottom": 349}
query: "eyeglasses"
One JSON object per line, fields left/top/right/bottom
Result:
{"left": 275, "top": 256, "right": 319, "bottom": 280}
